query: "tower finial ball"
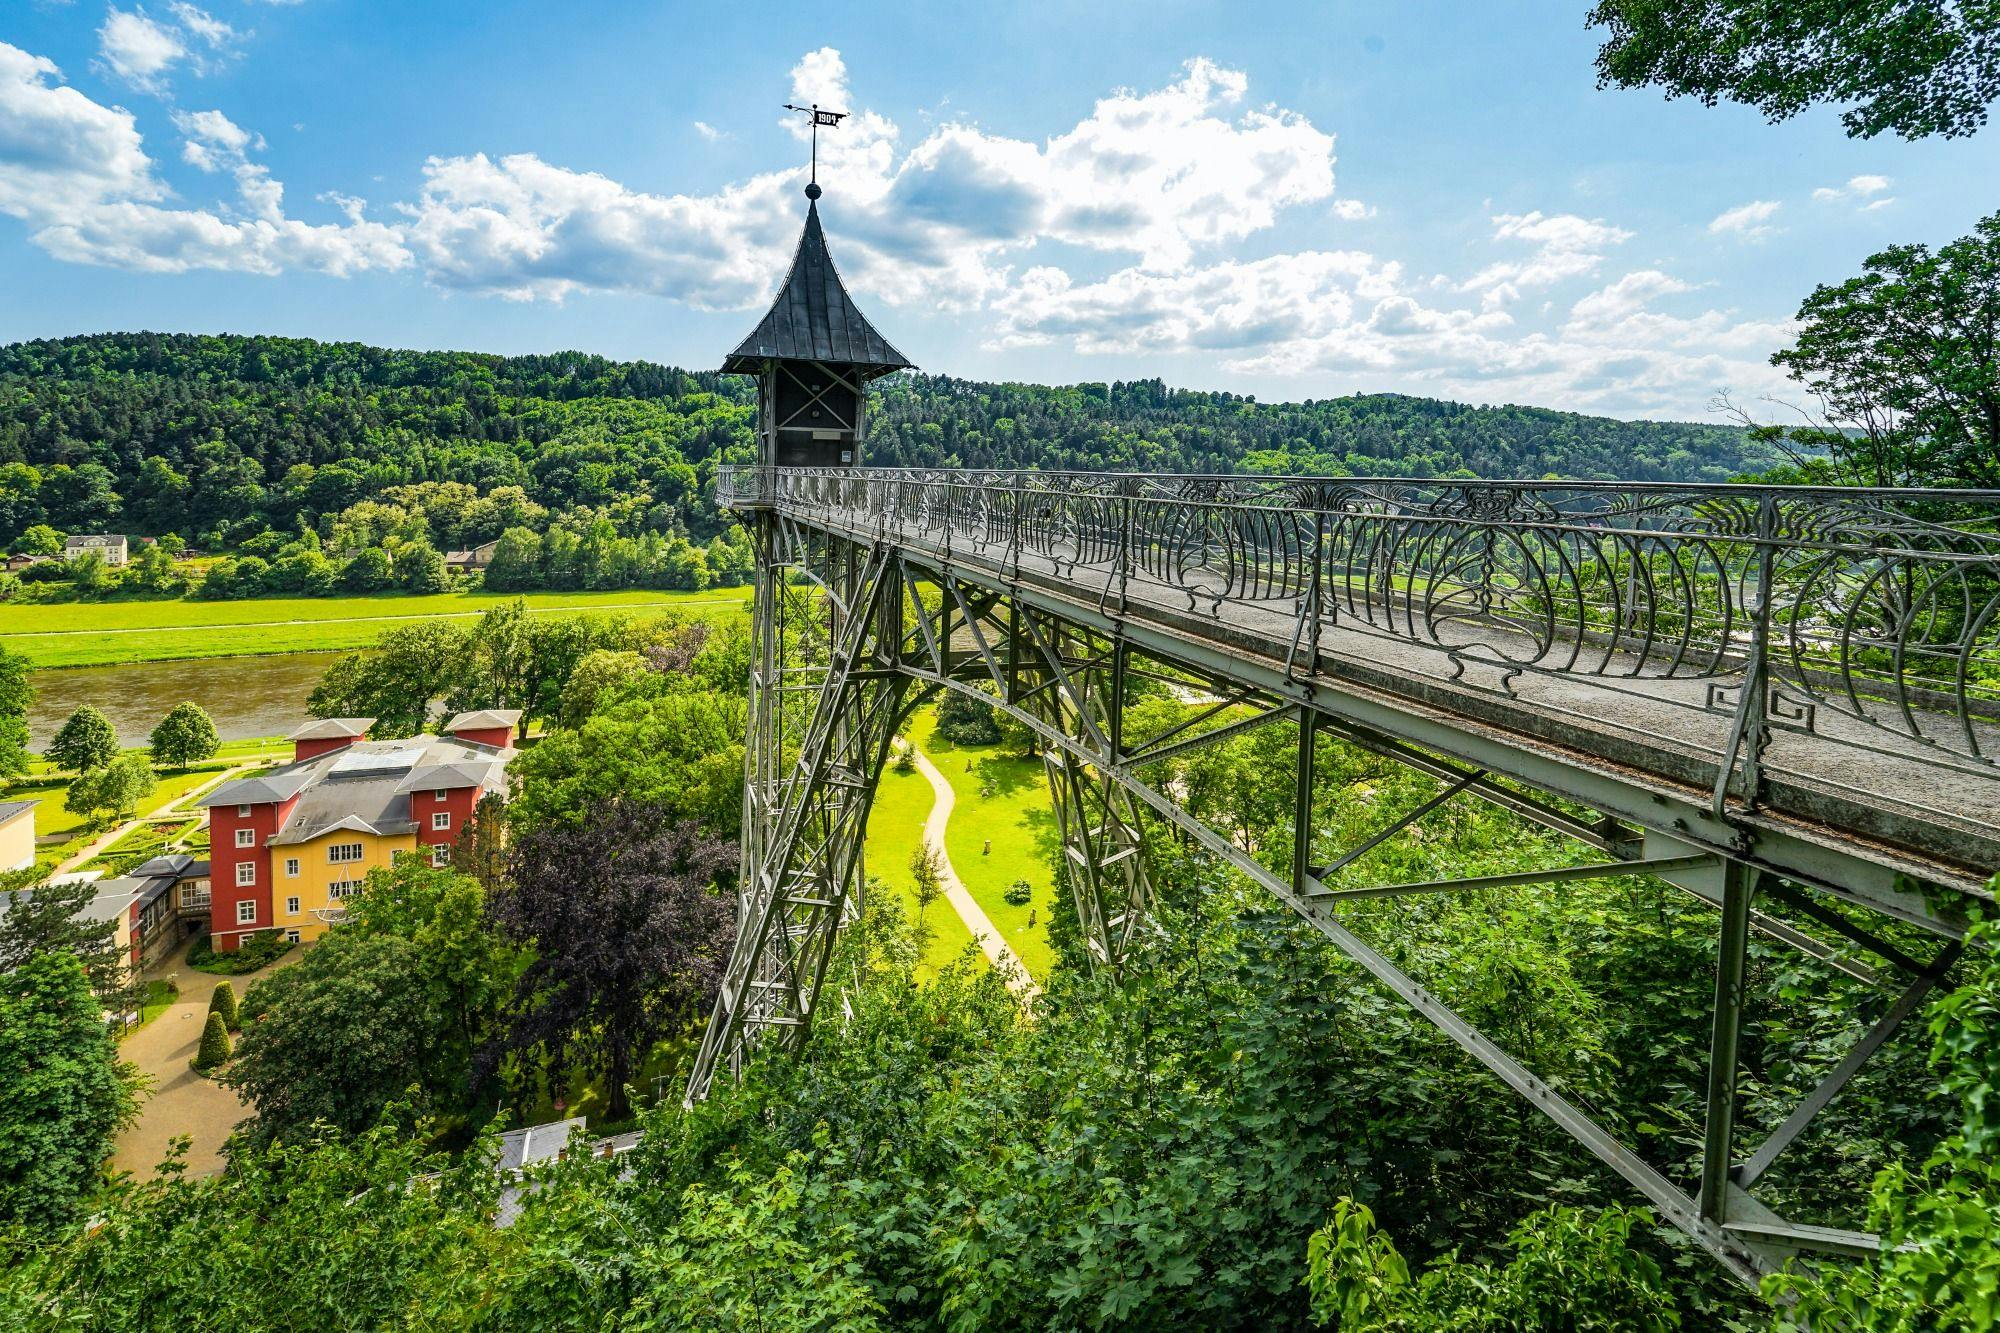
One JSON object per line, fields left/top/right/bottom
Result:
{"left": 804, "top": 181, "right": 822, "bottom": 200}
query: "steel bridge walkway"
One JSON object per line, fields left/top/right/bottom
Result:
{"left": 689, "top": 465, "right": 2000, "bottom": 1287}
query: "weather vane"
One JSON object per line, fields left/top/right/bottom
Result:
{"left": 783, "top": 102, "right": 847, "bottom": 198}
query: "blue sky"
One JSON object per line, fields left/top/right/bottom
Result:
{"left": 3, "top": 1, "right": 1996, "bottom": 421}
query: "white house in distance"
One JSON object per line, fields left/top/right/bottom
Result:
{"left": 64, "top": 534, "right": 128, "bottom": 566}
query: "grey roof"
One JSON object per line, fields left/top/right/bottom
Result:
{"left": 65, "top": 533, "right": 125, "bottom": 548}
{"left": 0, "top": 799, "right": 36, "bottom": 826}
{"left": 442, "top": 709, "right": 521, "bottom": 733}
{"left": 197, "top": 732, "right": 516, "bottom": 847}
{"left": 200, "top": 764, "right": 320, "bottom": 808}
{"left": 288, "top": 717, "right": 374, "bottom": 741}
{"left": 81, "top": 874, "right": 173, "bottom": 922}
{"left": 721, "top": 198, "right": 913, "bottom": 376}
{"left": 130, "top": 852, "right": 206, "bottom": 880}
{"left": 396, "top": 761, "right": 499, "bottom": 795}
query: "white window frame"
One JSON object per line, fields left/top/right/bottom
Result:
{"left": 234, "top": 862, "right": 257, "bottom": 887}
{"left": 430, "top": 844, "right": 451, "bottom": 867}
{"left": 431, "top": 812, "right": 451, "bottom": 831}
{"left": 235, "top": 827, "right": 255, "bottom": 848}
{"left": 284, "top": 896, "right": 300, "bottom": 915}
{"left": 236, "top": 803, "right": 251, "bottom": 817}
{"left": 327, "top": 842, "right": 364, "bottom": 864}
{"left": 235, "top": 900, "right": 257, "bottom": 924}
{"left": 285, "top": 930, "right": 301, "bottom": 944}
{"left": 285, "top": 858, "right": 300, "bottom": 878}
{"left": 433, "top": 788, "right": 448, "bottom": 802}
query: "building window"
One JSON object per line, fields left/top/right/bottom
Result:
{"left": 285, "top": 896, "right": 300, "bottom": 915}
{"left": 327, "top": 842, "right": 364, "bottom": 864}
{"left": 237, "top": 803, "right": 251, "bottom": 817}
{"left": 235, "top": 828, "right": 255, "bottom": 848}
{"left": 434, "top": 788, "right": 448, "bottom": 802}
{"left": 285, "top": 858, "right": 300, "bottom": 878}
{"left": 235, "top": 862, "right": 257, "bottom": 887}
{"left": 431, "top": 812, "right": 451, "bottom": 831}
{"left": 328, "top": 880, "right": 362, "bottom": 900}
{"left": 236, "top": 900, "right": 257, "bottom": 925}
{"left": 184, "top": 885, "right": 210, "bottom": 909}
{"left": 285, "top": 930, "right": 301, "bottom": 944}
{"left": 430, "top": 845, "right": 451, "bottom": 867}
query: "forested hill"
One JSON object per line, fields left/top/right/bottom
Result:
{"left": 0, "top": 332, "right": 1779, "bottom": 549}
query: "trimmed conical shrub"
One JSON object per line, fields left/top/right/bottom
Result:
{"left": 208, "top": 980, "right": 239, "bottom": 1031}
{"left": 192, "top": 1011, "right": 232, "bottom": 1072}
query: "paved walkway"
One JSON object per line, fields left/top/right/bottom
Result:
{"left": 111, "top": 933, "right": 297, "bottom": 1179}
{"left": 905, "top": 744, "right": 1039, "bottom": 998}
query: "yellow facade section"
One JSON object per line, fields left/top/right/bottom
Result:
{"left": 0, "top": 807, "right": 34, "bottom": 872}
{"left": 272, "top": 828, "right": 416, "bottom": 942}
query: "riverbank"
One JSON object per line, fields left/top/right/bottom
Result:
{"left": 1, "top": 586, "right": 753, "bottom": 669}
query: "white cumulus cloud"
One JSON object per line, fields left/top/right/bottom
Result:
{"left": 0, "top": 43, "right": 404, "bottom": 276}
{"left": 1707, "top": 199, "right": 1782, "bottom": 240}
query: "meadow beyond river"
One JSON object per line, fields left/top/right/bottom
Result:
{"left": 9, "top": 585, "right": 754, "bottom": 744}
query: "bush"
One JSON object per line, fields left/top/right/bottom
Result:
{"left": 934, "top": 690, "right": 1001, "bottom": 746}
{"left": 188, "top": 930, "right": 295, "bottom": 976}
{"left": 1003, "top": 879, "right": 1034, "bottom": 907}
{"left": 208, "top": 979, "right": 239, "bottom": 1031}
{"left": 192, "top": 1011, "right": 232, "bottom": 1072}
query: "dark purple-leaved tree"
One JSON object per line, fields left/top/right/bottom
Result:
{"left": 487, "top": 802, "right": 734, "bottom": 1122}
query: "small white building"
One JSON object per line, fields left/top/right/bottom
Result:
{"left": 64, "top": 534, "right": 128, "bottom": 566}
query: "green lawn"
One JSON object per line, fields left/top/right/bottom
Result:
{"left": 863, "top": 753, "right": 980, "bottom": 978}
{"left": 8, "top": 747, "right": 271, "bottom": 870}
{"left": 1, "top": 587, "right": 753, "bottom": 668}
{"left": 911, "top": 711, "right": 1060, "bottom": 981}
{"left": 120, "top": 978, "right": 180, "bottom": 1039}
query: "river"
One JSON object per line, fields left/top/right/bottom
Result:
{"left": 27, "top": 653, "right": 345, "bottom": 747}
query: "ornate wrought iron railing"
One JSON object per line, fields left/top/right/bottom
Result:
{"left": 718, "top": 465, "right": 2000, "bottom": 798}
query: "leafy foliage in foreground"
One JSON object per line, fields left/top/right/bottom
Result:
{"left": 1766, "top": 914, "right": 2000, "bottom": 1331}
{"left": 0, "top": 952, "right": 135, "bottom": 1231}
{"left": 1589, "top": 0, "right": 2000, "bottom": 141}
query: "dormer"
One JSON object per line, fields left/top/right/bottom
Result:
{"left": 443, "top": 709, "right": 522, "bottom": 750}
{"left": 290, "top": 717, "right": 374, "bottom": 762}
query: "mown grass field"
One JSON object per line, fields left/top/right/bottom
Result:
{"left": 913, "top": 710, "right": 1060, "bottom": 981}
{"left": 864, "top": 751, "right": 981, "bottom": 977}
{"left": 2, "top": 587, "right": 754, "bottom": 668}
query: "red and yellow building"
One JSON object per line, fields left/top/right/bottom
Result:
{"left": 199, "top": 711, "right": 518, "bottom": 949}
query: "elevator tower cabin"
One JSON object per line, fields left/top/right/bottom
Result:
{"left": 721, "top": 183, "right": 913, "bottom": 466}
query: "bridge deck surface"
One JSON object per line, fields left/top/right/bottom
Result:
{"left": 790, "top": 503, "right": 2000, "bottom": 892}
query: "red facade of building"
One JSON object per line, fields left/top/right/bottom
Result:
{"left": 207, "top": 794, "right": 297, "bottom": 948}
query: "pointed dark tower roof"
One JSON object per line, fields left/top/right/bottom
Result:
{"left": 721, "top": 193, "right": 914, "bottom": 376}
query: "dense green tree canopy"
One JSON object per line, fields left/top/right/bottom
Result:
{"left": 0, "top": 332, "right": 1786, "bottom": 567}
{"left": 45, "top": 705, "right": 117, "bottom": 773}
{"left": 0, "top": 647, "right": 30, "bottom": 778}
{"left": 1590, "top": 0, "right": 2000, "bottom": 140}
{"left": 229, "top": 931, "right": 451, "bottom": 1149}
{"left": 0, "top": 951, "right": 136, "bottom": 1230}
{"left": 1767, "top": 208, "right": 2000, "bottom": 487}
{"left": 149, "top": 701, "right": 219, "bottom": 767}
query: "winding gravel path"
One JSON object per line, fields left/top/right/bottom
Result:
{"left": 904, "top": 744, "right": 1039, "bottom": 998}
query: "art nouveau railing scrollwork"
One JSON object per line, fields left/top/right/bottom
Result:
{"left": 720, "top": 465, "right": 2000, "bottom": 794}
